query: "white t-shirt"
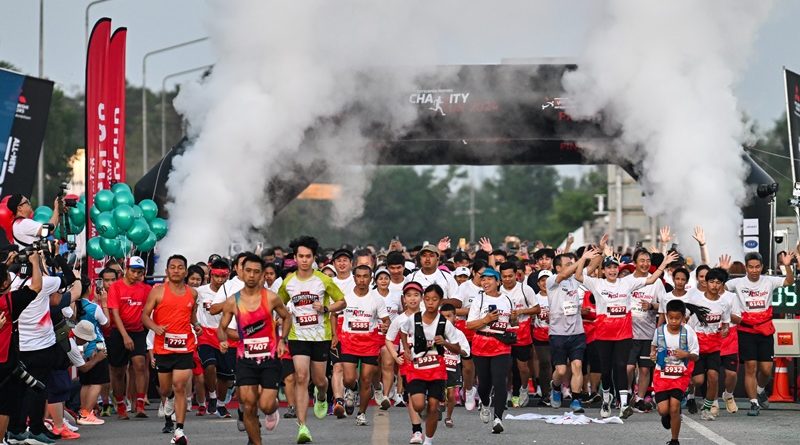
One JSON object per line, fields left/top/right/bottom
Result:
{"left": 268, "top": 276, "right": 283, "bottom": 294}
{"left": 405, "top": 269, "right": 459, "bottom": 300}
{"left": 466, "top": 291, "right": 514, "bottom": 334}
{"left": 196, "top": 283, "right": 222, "bottom": 329}
{"left": 386, "top": 312, "right": 411, "bottom": 343}
{"left": 214, "top": 277, "right": 243, "bottom": 330}
{"left": 582, "top": 275, "right": 647, "bottom": 319}
{"left": 630, "top": 278, "right": 665, "bottom": 340}
{"left": 651, "top": 324, "right": 700, "bottom": 363}
{"left": 379, "top": 289, "right": 403, "bottom": 321}
{"left": 388, "top": 279, "right": 405, "bottom": 300}
{"left": 725, "top": 275, "right": 785, "bottom": 314}
{"left": 545, "top": 275, "right": 584, "bottom": 336}
{"left": 342, "top": 290, "right": 390, "bottom": 334}
{"left": 659, "top": 290, "right": 691, "bottom": 318}
{"left": 686, "top": 292, "right": 733, "bottom": 335}
{"left": 12, "top": 218, "right": 42, "bottom": 247}
{"left": 67, "top": 338, "right": 87, "bottom": 367}
{"left": 334, "top": 274, "right": 355, "bottom": 295}
{"left": 455, "top": 280, "right": 482, "bottom": 320}
{"left": 501, "top": 282, "right": 538, "bottom": 323}
{"left": 15, "top": 275, "right": 62, "bottom": 351}
{"left": 396, "top": 313, "right": 460, "bottom": 350}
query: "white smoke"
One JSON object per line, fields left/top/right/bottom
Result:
{"left": 160, "top": 0, "right": 551, "bottom": 265}
{"left": 562, "top": 0, "right": 773, "bottom": 259}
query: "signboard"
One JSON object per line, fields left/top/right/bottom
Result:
{"left": 772, "top": 284, "right": 799, "bottom": 314}
{"left": 742, "top": 218, "right": 759, "bottom": 236}
{"left": 743, "top": 236, "right": 760, "bottom": 253}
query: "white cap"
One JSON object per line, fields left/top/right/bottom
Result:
{"left": 127, "top": 256, "right": 146, "bottom": 269}
{"left": 375, "top": 267, "right": 390, "bottom": 277}
{"left": 72, "top": 320, "right": 97, "bottom": 342}
{"left": 454, "top": 266, "right": 470, "bottom": 277}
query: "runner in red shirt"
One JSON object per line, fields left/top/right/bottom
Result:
{"left": 105, "top": 256, "right": 151, "bottom": 419}
{"left": 142, "top": 254, "right": 200, "bottom": 445}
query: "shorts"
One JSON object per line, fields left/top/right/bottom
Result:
{"left": 0, "top": 367, "right": 25, "bottom": 416}
{"left": 550, "top": 334, "right": 586, "bottom": 366}
{"left": 406, "top": 379, "right": 446, "bottom": 402}
{"left": 281, "top": 358, "right": 295, "bottom": 381}
{"left": 236, "top": 358, "right": 281, "bottom": 389}
{"left": 738, "top": 331, "right": 774, "bottom": 363}
{"left": 720, "top": 354, "right": 739, "bottom": 372}
{"left": 655, "top": 388, "right": 684, "bottom": 404}
{"left": 287, "top": 340, "right": 331, "bottom": 363}
{"left": 511, "top": 345, "right": 533, "bottom": 362}
{"left": 192, "top": 352, "right": 203, "bottom": 376}
{"left": 197, "top": 344, "right": 237, "bottom": 379}
{"left": 446, "top": 365, "right": 463, "bottom": 388}
{"left": 79, "top": 358, "right": 111, "bottom": 385}
{"left": 340, "top": 353, "right": 379, "bottom": 366}
{"left": 155, "top": 353, "right": 195, "bottom": 373}
{"left": 582, "top": 341, "right": 601, "bottom": 375}
{"left": 46, "top": 369, "right": 73, "bottom": 403}
{"left": 107, "top": 329, "right": 148, "bottom": 367}
{"left": 627, "top": 339, "right": 655, "bottom": 367}
{"left": 692, "top": 351, "right": 721, "bottom": 377}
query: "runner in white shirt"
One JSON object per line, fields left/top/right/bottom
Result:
{"left": 330, "top": 248, "right": 354, "bottom": 420}
{"left": 658, "top": 267, "right": 692, "bottom": 326}
{"left": 405, "top": 245, "right": 460, "bottom": 307}
{"left": 454, "top": 260, "right": 487, "bottom": 410}
{"left": 373, "top": 267, "right": 398, "bottom": 408}
{"left": 499, "top": 262, "right": 539, "bottom": 408}
{"left": 385, "top": 252, "right": 407, "bottom": 300}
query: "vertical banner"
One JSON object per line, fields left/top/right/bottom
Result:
{"left": 0, "top": 69, "right": 54, "bottom": 197}
{"left": 85, "top": 18, "right": 112, "bottom": 279}
{"left": 785, "top": 69, "right": 800, "bottom": 184}
{"left": 107, "top": 28, "right": 127, "bottom": 184}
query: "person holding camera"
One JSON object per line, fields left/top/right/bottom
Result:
{"left": 5, "top": 194, "right": 60, "bottom": 249}
{"left": 0, "top": 250, "right": 43, "bottom": 444}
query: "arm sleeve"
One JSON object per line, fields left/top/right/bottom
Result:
{"left": 13, "top": 219, "right": 41, "bottom": 238}
{"left": 375, "top": 295, "right": 389, "bottom": 319}
{"left": 106, "top": 284, "right": 120, "bottom": 310}
{"left": 687, "top": 328, "right": 700, "bottom": 355}
{"left": 545, "top": 275, "right": 558, "bottom": 291}
{"left": 94, "top": 305, "right": 109, "bottom": 325}
{"left": 278, "top": 277, "right": 290, "bottom": 304}
{"left": 627, "top": 276, "right": 648, "bottom": 292}
{"left": 523, "top": 285, "right": 538, "bottom": 307}
{"left": 386, "top": 317, "right": 401, "bottom": 342}
{"left": 324, "top": 276, "right": 345, "bottom": 303}
{"left": 67, "top": 338, "right": 86, "bottom": 367}
{"left": 456, "top": 329, "right": 470, "bottom": 356}
{"left": 466, "top": 295, "right": 482, "bottom": 322}
{"left": 582, "top": 276, "right": 600, "bottom": 297}
{"left": 768, "top": 275, "right": 788, "bottom": 292}
{"left": 443, "top": 319, "right": 460, "bottom": 341}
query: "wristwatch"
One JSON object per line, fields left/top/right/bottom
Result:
{"left": 323, "top": 306, "right": 330, "bottom": 314}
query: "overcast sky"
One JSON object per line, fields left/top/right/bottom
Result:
{"left": 1, "top": 0, "right": 798, "bottom": 127}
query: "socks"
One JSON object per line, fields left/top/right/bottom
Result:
{"left": 702, "top": 399, "right": 713, "bottom": 411}
{"left": 722, "top": 391, "right": 733, "bottom": 400}
{"left": 176, "top": 422, "right": 184, "bottom": 429}
{"left": 423, "top": 437, "right": 434, "bottom": 445}
{"left": 749, "top": 398, "right": 759, "bottom": 406}
{"left": 686, "top": 393, "right": 695, "bottom": 400}
{"left": 757, "top": 386, "right": 765, "bottom": 395}
{"left": 551, "top": 380, "right": 560, "bottom": 392}
{"left": 602, "top": 389, "right": 612, "bottom": 404}
{"left": 412, "top": 423, "right": 422, "bottom": 433}
{"left": 209, "top": 391, "right": 217, "bottom": 399}
{"left": 619, "top": 390, "right": 629, "bottom": 407}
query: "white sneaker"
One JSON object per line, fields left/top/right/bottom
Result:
{"left": 409, "top": 431, "right": 423, "bottom": 444}
{"left": 465, "top": 387, "right": 477, "bottom": 411}
{"left": 125, "top": 398, "right": 131, "bottom": 413}
{"left": 710, "top": 400, "right": 720, "bottom": 417}
{"left": 600, "top": 401, "right": 611, "bottom": 418}
{"left": 355, "top": 412, "right": 368, "bottom": 426}
{"left": 373, "top": 383, "right": 383, "bottom": 402}
{"left": 519, "top": 387, "right": 529, "bottom": 408}
{"left": 479, "top": 404, "right": 491, "bottom": 424}
{"left": 63, "top": 419, "right": 79, "bottom": 432}
{"left": 492, "top": 417, "right": 504, "bottom": 434}
{"left": 700, "top": 409, "right": 716, "bottom": 421}
{"left": 170, "top": 427, "right": 187, "bottom": 445}
{"left": 164, "top": 397, "right": 176, "bottom": 416}
{"left": 158, "top": 401, "right": 165, "bottom": 418}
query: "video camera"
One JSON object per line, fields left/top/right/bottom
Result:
{"left": 0, "top": 361, "right": 46, "bottom": 392}
{"left": 57, "top": 183, "right": 78, "bottom": 208}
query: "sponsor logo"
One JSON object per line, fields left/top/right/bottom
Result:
{"left": 409, "top": 89, "right": 471, "bottom": 117}
{"left": 15, "top": 94, "right": 31, "bottom": 120}
{"left": 541, "top": 97, "right": 569, "bottom": 111}
{"left": 744, "top": 240, "right": 758, "bottom": 249}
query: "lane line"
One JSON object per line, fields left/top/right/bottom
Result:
{"left": 372, "top": 408, "right": 391, "bottom": 445}
{"left": 681, "top": 415, "right": 737, "bottom": 445}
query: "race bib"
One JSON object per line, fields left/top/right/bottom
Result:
{"left": 706, "top": 313, "right": 722, "bottom": 324}
{"left": 413, "top": 351, "right": 440, "bottom": 370}
{"left": 745, "top": 297, "right": 766, "bottom": 310}
{"left": 297, "top": 313, "right": 319, "bottom": 327}
{"left": 562, "top": 301, "right": 578, "bottom": 316}
{"left": 164, "top": 333, "right": 188, "bottom": 352}
{"left": 607, "top": 305, "right": 628, "bottom": 317}
{"left": 444, "top": 352, "right": 459, "bottom": 371}
{"left": 243, "top": 337, "right": 272, "bottom": 359}
{"left": 538, "top": 309, "right": 549, "bottom": 321}
{"left": 489, "top": 320, "right": 508, "bottom": 332}
{"left": 347, "top": 318, "right": 371, "bottom": 333}
{"left": 202, "top": 301, "right": 212, "bottom": 311}
{"left": 662, "top": 364, "right": 687, "bottom": 379}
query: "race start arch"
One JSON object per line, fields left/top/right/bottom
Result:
{"left": 135, "top": 64, "right": 776, "bottom": 259}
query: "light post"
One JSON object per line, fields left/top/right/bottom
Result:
{"left": 84, "top": 0, "right": 111, "bottom": 48}
{"left": 142, "top": 37, "right": 208, "bottom": 175}
{"left": 161, "top": 65, "right": 212, "bottom": 156}
{"left": 36, "top": 0, "right": 44, "bottom": 204}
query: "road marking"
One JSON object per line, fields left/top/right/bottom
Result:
{"left": 372, "top": 409, "right": 391, "bottom": 445}
{"left": 681, "top": 415, "right": 737, "bottom": 445}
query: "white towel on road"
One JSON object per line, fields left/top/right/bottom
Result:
{"left": 504, "top": 412, "right": 624, "bottom": 425}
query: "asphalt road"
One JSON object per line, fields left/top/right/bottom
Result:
{"left": 69, "top": 400, "right": 799, "bottom": 445}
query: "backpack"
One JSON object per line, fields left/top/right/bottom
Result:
{"left": 413, "top": 312, "right": 446, "bottom": 356}
{"left": 655, "top": 324, "right": 688, "bottom": 369}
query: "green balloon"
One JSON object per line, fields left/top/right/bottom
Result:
{"left": 139, "top": 199, "right": 158, "bottom": 222}
{"left": 112, "top": 205, "right": 135, "bottom": 231}
{"left": 138, "top": 231, "right": 157, "bottom": 252}
{"left": 113, "top": 191, "right": 135, "bottom": 208}
{"left": 87, "top": 237, "right": 105, "bottom": 260}
{"left": 79, "top": 193, "right": 86, "bottom": 203}
{"left": 68, "top": 222, "right": 84, "bottom": 235}
{"left": 126, "top": 219, "right": 150, "bottom": 245}
{"left": 100, "top": 238, "right": 121, "bottom": 257}
{"left": 131, "top": 205, "right": 143, "bottom": 219}
{"left": 149, "top": 217, "right": 168, "bottom": 240}
{"left": 111, "top": 183, "right": 132, "bottom": 195}
{"left": 33, "top": 212, "right": 50, "bottom": 224}
{"left": 68, "top": 206, "right": 86, "bottom": 227}
{"left": 94, "top": 190, "right": 115, "bottom": 212}
{"left": 89, "top": 205, "right": 101, "bottom": 224}
{"left": 95, "top": 211, "right": 118, "bottom": 239}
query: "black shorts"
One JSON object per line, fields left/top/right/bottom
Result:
{"left": 287, "top": 340, "right": 331, "bottom": 363}
{"left": 46, "top": 369, "right": 73, "bottom": 403}
{"left": 0, "top": 366, "right": 26, "bottom": 416}
{"left": 281, "top": 358, "right": 295, "bottom": 381}
{"left": 738, "top": 331, "right": 774, "bottom": 363}
{"left": 236, "top": 358, "right": 281, "bottom": 389}
{"left": 446, "top": 366, "right": 463, "bottom": 388}
{"left": 550, "top": 334, "right": 586, "bottom": 366}
{"left": 627, "top": 339, "right": 655, "bottom": 367}
{"left": 655, "top": 388, "right": 684, "bottom": 404}
{"left": 340, "top": 353, "right": 379, "bottom": 366}
{"left": 511, "top": 345, "right": 533, "bottom": 362}
{"left": 581, "top": 341, "right": 601, "bottom": 375}
{"left": 155, "top": 353, "right": 195, "bottom": 373}
{"left": 720, "top": 354, "right": 739, "bottom": 372}
{"left": 197, "top": 344, "right": 237, "bottom": 379}
{"left": 406, "top": 378, "right": 446, "bottom": 402}
{"left": 692, "top": 351, "right": 721, "bottom": 377}
{"left": 107, "top": 329, "right": 148, "bottom": 367}
{"left": 79, "top": 358, "right": 110, "bottom": 385}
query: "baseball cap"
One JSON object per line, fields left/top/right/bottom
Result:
{"left": 454, "top": 266, "right": 470, "bottom": 277}
{"left": 72, "top": 320, "right": 97, "bottom": 342}
{"left": 418, "top": 245, "right": 439, "bottom": 255}
{"left": 127, "top": 256, "right": 146, "bottom": 270}
{"left": 322, "top": 263, "right": 336, "bottom": 275}
{"left": 403, "top": 281, "right": 424, "bottom": 294}
{"left": 535, "top": 269, "right": 553, "bottom": 281}
{"left": 332, "top": 248, "right": 353, "bottom": 261}
{"left": 375, "top": 267, "right": 390, "bottom": 278}
{"left": 481, "top": 267, "right": 500, "bottom": 280}
{"left": 602, "top": 256, "right": 620, "bottom": 268}
{"left": 5, "top": 194, "right": 24, "bottom": 214}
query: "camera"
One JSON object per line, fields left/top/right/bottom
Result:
{"left": 774, "top": 229, "right": 788, "bottom": 245}
{"left": 11, "top": 361, "right": 46, "bottom": 392}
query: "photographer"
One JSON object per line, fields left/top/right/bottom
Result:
{"left": 5, "top": 194, "right": 60, "bottom": 249}
{"left": 0, "top": 250, "right": 43, "bottom": 443}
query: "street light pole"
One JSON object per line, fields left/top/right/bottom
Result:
{"left": 84, "top": 0, "right": 111, "bottom": 49}
{"left": 142, "top": 37, "right": 209, "bottom": 176}
{"left": 161, "top": 65, "right": 212, "bottom": 156}
{"left": 37, "top": 0, "right": 44, "bottom": 205}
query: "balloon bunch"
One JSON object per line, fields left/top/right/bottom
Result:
{"left": 85, "top": 183, "right": 168, "bottom": 260}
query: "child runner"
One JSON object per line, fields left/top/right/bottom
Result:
{"left": 439, "top": 303, "right": 470, "bottom": 428}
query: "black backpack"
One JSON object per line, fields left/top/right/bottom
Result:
{"left": 413, "top": 312, "right": 446, "bottom": 356}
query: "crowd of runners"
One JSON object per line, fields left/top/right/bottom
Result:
{"left": 0, "top": 193, "right": 795, "bottom": 445}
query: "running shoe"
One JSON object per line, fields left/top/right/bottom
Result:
{"left": 164, "top": 397, "right": 176, "bottom": 416}
{"left": 100, "top": 403, "right": 113, "bottom": 417}
{"left": 510, "top": 396, "right": 520, "bottom": 408}
{"left": 538, "top": 396, "right": 551, "bottom": 407}
{"left": 116, "top": 401, "right": 129, "bottom": 420}
{"left": 355, "top": 412, "right": 368, "bottom": 426}
{"left": 207, "top": 398, "right": 217, "bottom": 414}
{"left": 724, "top": 395, "right": 738, "bottom": 413}
{"left": 393, "top": 393, "right": 406, "bottom": 408}
{"left": 700, "top": 409, "right": 715, "bottom": 421}
{"left": 158, "top": 401, "right": 165, "bottom": 418}
{"left": 196, "top": 405, "right": 206, "bottom": 416}
{"left": 620, "top": 404, "right": 633, "bottom": 419}
{"left": 634, "top": 398, "right": 648, "bottom": 413}
{"left": 284, "top": 405, "right": 297, "bottom": 418}
{"left": 551, "top": 389, "right": 562, "bottom": 408}
{"left": 344, "top": 388, "right": 356, "bottom": 416}
{"left": 380, "top": 395, "right": 391, "bottom": 410}
{"left": 170, "top": 427, "right": 188, "bottom": 445}
{"left": 52, "top": 425, "right": 80, "bottom": 440}
{"left": 22, "top": 431, "right": 55, "bottom": 445}
{"left": 77, "top": 410, "right": 105, "bottom": 425}
{"left": 570, "top": 399, "right": 584, "bottom": 413}
{"left": 661, "top": 414, "right": 671, "bottom": 430}
{"left": 518, "top": 386, "right": 529, "bottom": 407}
{"left": 373, "top": 383, "right": 384, "bottom": 404}
{"left": 464, "top": 387, "right": 477, "bottom": 411}
{"left": 667, "top": 440, "right": 680, "bottom": 445}
{"left": 5, "top": 431, "right": 30, "bottom": 445}
{"left": 600, "top": 401, "right": 611, "bottom": 418}
{"left": 686, "top": 398, "right": 697, "bottom": 414}
{"left": 314, "top": 387, "right": 328, "bottom": 419}
{"left": 265, "top": 409, "right": 280, "bottom": 431}
{"left": 296, "top": 424, "right": 312, "bottom": 444}
{"left": 479, "top": 404, "right": 491, "bottom": 424}
{"left": 747, "top": 401, "right": 760, "bottom": 417}
{"left": 585, "top": 392, "right": 601, "bottom": 405}
{"left": 409, "top": 432, "right": 423, "bottom": 444}
{"left": 491, "top": 417, "right": 504, "bottom": 434}
{"left": 216, "top": 406, "right": 231, "bottom": 418}
{"left": 333, "top": 398, "right": 346, "bottom": 419}
{"left": 444, "top": 418, "right": 454, "bottom": 428}
{"left": 757, "top": 391, "right": 769, "bottom": 409}
{"left": 710, "top": 400, "right": 719, "bottom": 417}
